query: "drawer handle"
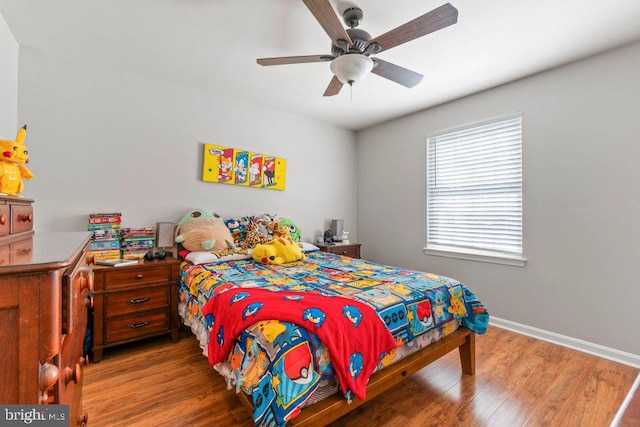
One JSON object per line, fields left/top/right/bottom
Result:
{"left": 128, "top": 297, "right": 150, "bottom": 304}
{"left": 342, "top": 250, "right": 348, "bottom": 255}
{"left": 79, "top": 355, "right": 89, "bottom": 366}
{"left": 128, "top": 321, "right": 149, "bottom": 329}
{"left": 0, "top": 214, "right": 5, "bottom": 225}
{"left": 80, "top": 268, "right": 94, "bottom": 292}
{"left": 18, "top": 213, "right": 33, "bottom": 223}
{"left": 64, "top": 363, "right": 81, "bottom": 385}
{"left": 136, "top": 274, "right": 144, "bottom": 280}
{"left": 39, "top": 362, "right": 60, "bottom": 392}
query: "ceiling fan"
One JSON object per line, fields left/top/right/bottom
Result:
{"left": 257, "top": 0, "right": 458, "bottom": 96}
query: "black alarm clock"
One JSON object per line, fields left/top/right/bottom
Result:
{"left": 323, "top": 229, "right": 334, "bottom": 245}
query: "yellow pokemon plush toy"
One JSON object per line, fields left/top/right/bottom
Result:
{"left": 0, "top": 125, "right": 34, "bottom": 197}
{"left": 252, "top": 227, "right": 306, "bottom": 265}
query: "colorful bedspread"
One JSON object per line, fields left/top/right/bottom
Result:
{"left": 203, "top": 288, "right": 396, "bottom": 402}
{"left": 179, "top": 250, "right": 489, "bottom": 426}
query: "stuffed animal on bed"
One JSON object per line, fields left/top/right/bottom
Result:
{"left": 0, "top": 125, "right": 34, "bottom": 197}
{"left": 252, "top": 228, "right": 305, "bottom": 265}
{"left": 175, "top": 208, "right": 236, "bottom": 252}
{"left": 240, "top": 222, "right": 270, "bottom": 249}
{"left": 224, "top": 217, "right": 246, "bottom": 245}
{"left": 253, "top": 213, "right": 278, "bottom": 236}
{"left": 277, "top": 218, "right": 300, "bottom": 242}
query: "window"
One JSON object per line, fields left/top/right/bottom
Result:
{"left": 425, "top": 113, "right": 524, "bottom": 266}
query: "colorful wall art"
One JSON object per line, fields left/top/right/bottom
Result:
{"left": 202, "top": 143, "right": 286, "bottom": 191}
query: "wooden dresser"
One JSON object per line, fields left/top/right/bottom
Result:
{"left": 0, "top": 230, "right": 92, "bottom": 426}
{"left": 91, "top": 257, "right": 180, "bottom": 362}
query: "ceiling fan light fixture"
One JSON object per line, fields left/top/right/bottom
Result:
{"left": 329, "top": 54, "right": 374, "bottom": 86}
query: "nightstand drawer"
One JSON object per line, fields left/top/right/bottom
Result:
{"left": 104, "top": 265, "right": 171, "bottom": 289}
{"left": 91, "top": 257, "right": 181, "bottom": 362}
{"left": 318, "top": 243, "right": 361, "bottom": 258}
{"left": 331, "top": 246, "right": 360, "bottom": 258}
{"left": 106, "top": 286, "right": 169, "bottom": 316}
{"left": 105, "top": 309, "right": 169, "bottom": 343}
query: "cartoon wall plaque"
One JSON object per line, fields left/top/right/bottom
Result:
{"left": 234, "top": 151, "right": 249, "bottom": 185}
{"left": 203, "top": 143, "right": 286, "bottom": 191}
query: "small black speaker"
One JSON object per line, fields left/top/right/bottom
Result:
{"left": 145, "top": 250, "right": 166, "bottom": 261}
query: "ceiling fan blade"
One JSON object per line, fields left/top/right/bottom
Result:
{"left": 303, "top": 0, "right": 353, "bottom": 47}
{"left": 323, "top": 75, "right": 343, "bottom": 96}
{"left": 371, "top": 58, "right": 423, "bottom": 88}
{"left": 370, "top": 3, "right": 458, "bottom": 53}
{"left": 257, "top": 55, "right": 334, "bottom": 66}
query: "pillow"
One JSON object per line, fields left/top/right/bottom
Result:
{"left": 299, "top": 242, "right": 319, "bottom": 252}
{"left": 184, "top": 242, "right": 318, "bottom": 265}
{"left": 185, "top": 248, "right": 252, "bottom": 265}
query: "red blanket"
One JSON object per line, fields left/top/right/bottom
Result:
{"left": 202, "top": 288, "right": 396, "bottom": 401}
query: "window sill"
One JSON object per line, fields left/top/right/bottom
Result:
{"left": 423, "top": 245, "right": 526, "bottom": 267}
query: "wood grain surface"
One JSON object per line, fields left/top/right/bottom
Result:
{"left": 83, "top": 326, "right": 638, "bottom": 426}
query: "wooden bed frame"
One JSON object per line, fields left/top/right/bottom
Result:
{"left": 237, "top": 327, "right": 475, "bottom": 426}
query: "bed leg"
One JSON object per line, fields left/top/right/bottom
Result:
{"left": 459, "top": 331, "right": 475, "bottom": 375}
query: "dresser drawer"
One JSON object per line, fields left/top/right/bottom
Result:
{"left": 105, "top": 309, "right": 169, "bottom": 343}
{"left": 0, "top": 205, "right": 9, "bottom": 237}
{"left": 104, "top": 265, "right": 171, "bottom": 289}
{"left": 106, "top": 286, "right": 169, "bottom": 316}
{"left": 11, "top": 238, "right": 34, "bottom": 265}
{"left": 62, "top": 253, "right": 91, "bottom": 336}
{"left": 10, "top": 205, "right": 33, "bottom": 234}
{"left": 0, "top": 244, "right": 9, "bottom": 266}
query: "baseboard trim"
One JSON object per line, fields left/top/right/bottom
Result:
{"left": 489, "top": 317, "right": 640, "bottom": 369}
{"left": 612, "top": 373, "right": 640, "bottom": 426}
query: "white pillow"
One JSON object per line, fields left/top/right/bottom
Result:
{"left": 185, "top": 248, "right": 253, "bottom": 265}
{"left": 184, "top": 242, "right": 319, "bottom": 265}
{"left": 299, "top": 242, "right": 320, "bottom": 252}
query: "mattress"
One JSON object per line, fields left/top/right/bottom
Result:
{"left": 178, "top": 249, "right": 488, "bottom": 426}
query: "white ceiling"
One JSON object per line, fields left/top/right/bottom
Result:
{"left": 1, "top": 0, "right": 640, "bottom": 131}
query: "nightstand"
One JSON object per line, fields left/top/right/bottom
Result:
{"left": 316, "top": 242, "right": 361, "bottom": 259}
{"left": 91, "top": 257, "right": 181, "bottom": 362}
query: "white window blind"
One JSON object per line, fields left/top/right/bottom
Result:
{"left": 426, "top": 114, "right": 523, "bottom": 259}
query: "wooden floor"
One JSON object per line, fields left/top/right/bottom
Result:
{"left": 614, "top": 376, "right": 640, "bottom": 427}
{"left": 83, "top": 326, "right": 638, "bottom": 426}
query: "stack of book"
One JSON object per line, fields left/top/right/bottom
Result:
{"left": 88, "top": 213, "right": 122, "bottom": 261}
{"left": 121, "top": 227, "right": 155, "bottom": 259}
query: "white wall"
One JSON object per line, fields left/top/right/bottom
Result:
{"left": 0, "top": 12, "right": 17, "bottom": 136}
{"left": 17, "top": 47, "right": 357, "bottom": 244}
{"left": 357, "top": 40, "right": 640, "bottom": 356}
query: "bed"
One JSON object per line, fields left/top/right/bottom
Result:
{"left": 178, "top": 245, "right": 488, "bottom": 426}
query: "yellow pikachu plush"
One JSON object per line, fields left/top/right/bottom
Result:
{"left": 252, "top": 228, "right": 306, "bottom": 265}
{"left": 0, "top": 125, "right": 34, "bottom": 197}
